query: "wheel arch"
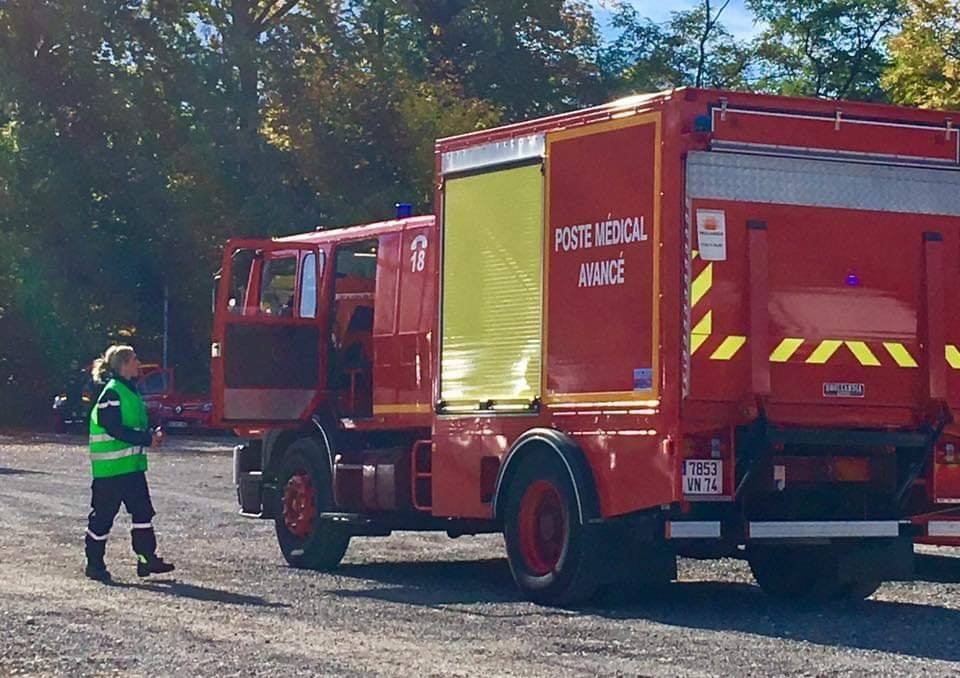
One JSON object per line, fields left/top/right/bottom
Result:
{"left": 263, "top": 415, "right": 336, "bottom": 479}
{"left": 492, "top": 428, "right": 602, "bottom": 525}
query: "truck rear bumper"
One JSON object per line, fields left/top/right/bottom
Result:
{"left": 926, "top": 521, "right": 960, "bottom": 538}
{"left": 669, "top": 520, "right": 916, "bottom": 581}
{"left": 666, "top": 520, "right": 912, "bottom": 541}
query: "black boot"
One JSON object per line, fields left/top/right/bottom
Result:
{"left": 84, "top": 533, "right": 112, "bottom": 583}
{"left": 132, "top": 525, "right": 173, "bottom": 576}
{"left": 136, "top": 554, "right": 176, "bottom": 577}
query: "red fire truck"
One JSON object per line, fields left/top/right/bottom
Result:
{"left": 215, "top": 88, "right": 960, "bottom": 604}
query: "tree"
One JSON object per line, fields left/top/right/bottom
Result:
{"left": 748, "top": 0, "right": 905, "bottom": 100}
{"left": 0, "top": 0, "right": 613, "bottom": 424}
{"left": 884, "top": 0, "right": 960, "bottom": 108}
{"left": 260, "top": 1, "right": 502, "bottom": 224}
{"left": 600, "top": 1, "right": 753, "bottom": 96}
{"left": 402, "top": 0, "right": 605, "bottom": 120}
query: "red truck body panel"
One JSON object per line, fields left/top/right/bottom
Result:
{"left": 428, "top": 88, "right": 960, "bottom": 521}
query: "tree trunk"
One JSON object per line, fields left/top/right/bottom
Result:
{"left": 229, "top": 0, "right": 259, "bottom": 147}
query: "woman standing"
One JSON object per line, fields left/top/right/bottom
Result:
{"left": 85, "top": 344, "right": 175, "bottom": 582}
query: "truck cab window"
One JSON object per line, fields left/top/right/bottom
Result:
{"left": 260, "top": 256, "right": 297, "bottom": 316}
{"left": 299, "top": 252, "right": 321, "bottom": 319}
{"left": 227, "top": 249, "right": 256, "bottom": 315}
{"left": 331, "top": 239, "right": 378, "bottom": 416}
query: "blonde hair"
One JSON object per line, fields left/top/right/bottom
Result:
{"left": 92, "top": 345, "right": 135, "bottom": 384}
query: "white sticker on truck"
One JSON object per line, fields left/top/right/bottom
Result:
{"left": 696, "top": 209, "right": 727, "bottom": 261}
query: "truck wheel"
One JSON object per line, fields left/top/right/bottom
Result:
{"left": 502, "top": 451, "right": 600, "bottom": 606}
{"left": 274, "top": 438, "right": 350, "bottom": 571}
{"left": 747, "top": 545, "right": 880, "bottom": 601}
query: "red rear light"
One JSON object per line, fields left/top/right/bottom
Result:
{"left": 683, "top": 428, "right": 732, "bottom": 460}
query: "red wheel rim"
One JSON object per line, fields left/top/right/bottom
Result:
{"left": 282, "top": 471, "right": 317, "bottom": 539}
{"left": 517, "top": 480, "right": 567, "bottom": 576}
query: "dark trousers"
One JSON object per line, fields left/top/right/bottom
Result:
{"left": 85, "top": 471, "right": 158, "bottom": 565}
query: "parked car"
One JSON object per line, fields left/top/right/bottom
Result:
{"left": 138, "top": 365, "right": 213, "bottom": 432}
{"left": 51, "top": 391, "right": 92, "bottom": 433}
{"left": 51, "top": 361, "right": 94, "bottom": 433}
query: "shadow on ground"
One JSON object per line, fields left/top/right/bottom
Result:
{"left": 914, "top": 552, "right": 960, "bottom": 583}
{"left": 0, "top": 467, "right": 49, "bottom": 476}
{"left": 114, "top": 578, "right": 289, "bottom": 608}
{"left": 328, "top": 555, "right": 960, "bottom": 662}
{"left": 334, "top": 558, "right": 518, "bottom": 607}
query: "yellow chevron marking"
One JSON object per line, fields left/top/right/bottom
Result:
{"left": 711, "top": 335, "right": 747, "bottom": 361}
{"left": 691, "top": 311, "right": 712, "bottom": 355}
{"left": 692, "top": 250, "right": 699, "bottom": 260}
{"left": 947, "top": 345, "right": 960, "bottom": 370}
{"left": 845, "top": 341, "right": 881, "bottom": 367}
{"left": 769, "top": 338, "right": 804, "bottom": 363}
{"left": 691, "top": 264, "right": 713, "bottom": 307}
{"left": 806, "top": 340, "right": 843, "bottom": 364}
{"left": 883, "top": 342, "right": 918, "bottom": 368}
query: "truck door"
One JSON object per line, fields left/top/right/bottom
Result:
{"left": 212, "top": 240, "right": 326, "bottom": 427}
{"left": 329, "top": 238, "right": 378, "bottom": 417}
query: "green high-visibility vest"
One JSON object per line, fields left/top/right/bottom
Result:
{"left": 88, "top": 378, "right": 149, "bottom": 479}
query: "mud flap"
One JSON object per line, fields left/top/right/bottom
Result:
{"left": 591, "top": 518, "right": 678, "bottom": 585}
{"left": 836, "top": 537, "right": 914, "bottom": 582}
{"left": 260, "top": 481, "right": 282, "bottom": 519}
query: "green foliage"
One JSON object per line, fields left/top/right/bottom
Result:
{"left": 884, "top": 0, "right": 960, "bottom": 108}
{"left": 0, "top": 0, "right": 957, "bottom": 425}
{"left": 748, "top": 0, "right": 906, "bottom": 100}
{"left": 600, "top": 1, "right": 753, "bottom": 96}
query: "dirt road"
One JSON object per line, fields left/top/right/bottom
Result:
{"left": 2, "top": 433, "right": 960, "bottom": 676}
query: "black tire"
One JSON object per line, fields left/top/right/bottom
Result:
{"left": 502, "top": 449, "right": 601, "bottom": 606}
{"left": 748, "top": 545, "right": 880, "bottom": 601}
{"left": 836, "top": 577, "right": 882, "bottom": 601}
{"left": 274, "top": 437, "right": 350, "bottom": 571}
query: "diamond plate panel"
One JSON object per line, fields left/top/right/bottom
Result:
{"left": 687, "top": 151, "right": 960, "bottom": 216}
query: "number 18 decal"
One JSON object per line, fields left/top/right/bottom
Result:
{"left": 410, "top": 234, "right": 428, "bottom": 272}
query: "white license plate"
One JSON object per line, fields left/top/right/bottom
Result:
{"left": 683, "top": 460, "right": 723, "bottom": 495}
{"left": 167, "top": 420, "right": 188, "bottom": 428}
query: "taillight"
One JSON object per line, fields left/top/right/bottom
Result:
{"left": 937, "top": 437, "right": 960, "bottom": 465}
{"left": 683, "top": 429, "right": 731, "bottom": 460}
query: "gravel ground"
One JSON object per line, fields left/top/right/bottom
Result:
{"left": 2, "top": 433, "right": 960, "bottom": 676}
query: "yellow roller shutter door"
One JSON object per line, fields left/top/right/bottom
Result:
{"left": 441, "top": 164, "right": 544, "bottom": 410}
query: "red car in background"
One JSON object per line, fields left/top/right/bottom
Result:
{"left": 138, "top": 365, "right": 214, "bottom": 432}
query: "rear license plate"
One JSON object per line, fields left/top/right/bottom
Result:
{"left": 683, "top": 460, "right": 723, "bottom": 495}
{"left": 823, "top": 382, "right": 865, "bottom": 398}
{"left": 167, "top": 420, "right": 188, "bottom": 428}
